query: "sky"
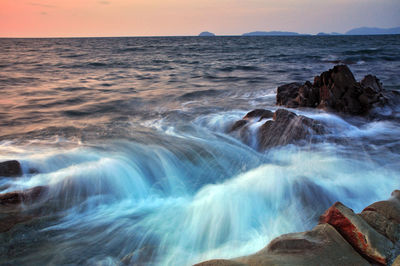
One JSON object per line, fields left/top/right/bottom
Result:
{"left": 0, "top": 0, "right": 399, "bottom": 37}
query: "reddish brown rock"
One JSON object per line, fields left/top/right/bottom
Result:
{"left": 319, "top": 202, "right": 395, "bottom": 265}
{"left": 276, "top": 82, "right": 302, "bottom": 108}
{"left": 197, "top": 191, "right": 400, "bottom": 266}
{"left": 0, "top": 160, "right": 22, "bottom": 177}
{"left": 196, "top": 224, "right": 369, "bottom": 266}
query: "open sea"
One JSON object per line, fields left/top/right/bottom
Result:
{"left": 0, "top": 35, "right": 400, "bottom": 265}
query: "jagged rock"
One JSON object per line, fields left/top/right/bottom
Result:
{"left": 276, "top": 82, "right": 302, "bottom": 108}
{"left": 258, "top": 109, "right": 325, "bottom": 150}
{"left": 0, "top": 186, "right": 49, "bottom": 206}
{"left": 0, "top": 160, "right": 22, "bottom": 177}
{"left": 319, "top": 202, "right": 396, "bottom": 265}
{"left": 196, "top": 224, "right": 369, "bottom": 266}
{"left": 276, "top": 65, "right": 394, "bottom": 115}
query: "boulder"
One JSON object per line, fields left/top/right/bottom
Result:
{"left": 258, "top": 109, "right": 325, "bottom": 150}
{"left": 196, "top": 190, "right": 400, "bottom": 266}
{"left": 0, "top": 160, "right": 22, "bottom": 177}
{"left": 276, "top": 83, "right": 302, "bottom": 108}
{"left": 243, "top": 109, "right": 274, "bottom": 121}
{"left": 358, "top": 191, "right": 400, "bottom": 244}
{"left": 0, "top": 186, "right": 49, "bottom": 206}
{"left": 196, "top": 224, "right": 369, "bottom": 266}
{"left": 276, "top": 65, "right": 394, "bottom": 115}
{"left": 319, "top": 202, "right": 396, "bottom": 265}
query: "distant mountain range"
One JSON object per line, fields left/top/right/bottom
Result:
{"left": 345, "top": 27, "right": 400, "bottom": 35}
{"left": 242, "top": 31, "right": 308, "bottom": 36}
{"left": 199, "top": 26, "right": 400, "bottom": 37}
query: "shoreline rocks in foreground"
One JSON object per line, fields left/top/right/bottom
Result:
{"left": 196, "top": 190, "right": 400, "bottom": 266}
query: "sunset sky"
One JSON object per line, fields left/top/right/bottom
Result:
{"left": 1, "top": 0, "right": 399, "bottom": 37}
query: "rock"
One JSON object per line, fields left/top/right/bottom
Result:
{"left": 276, "top": 65, "right": 395, "bottom": 115}
{"left": 0, "top": 186, "right": 49, "bottom": 206}
{"left": 229, "top": 120, "right": 248, "bottom": 132}
{"left": 196, "top": 224, "right": 369, "bottom": 266}
{"left": 393, "top": 255, "right": 400, "bottom": 266}
{"left": 358, "top": 192, "right": 400, "bottom": 244}
{"left": 0, "top": 160, "right": 22, "bottom": 177}
{"left": 319, "top": 202, "right": 396, "bottom": 265}
{"left": 243, "top": 109, "right": 274, "bottom": 121}
{"left": 276, "top": 82, "right": 302, "bottom": 108}
{"left": 360, "top": 75, "right": 384, "bottom": 93}
{"left": 197, "top": 191, "right": 400, "bottom": 266}
{"left": 258, "top": 109, "right": 325, "bottom": 150}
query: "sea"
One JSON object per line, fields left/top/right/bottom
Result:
{"left": 0, "top": 35, "right": 400, "bottom": 265}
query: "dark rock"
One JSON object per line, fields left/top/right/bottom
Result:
{"left": 319, "top": 202, "right": 396, "bottom": 265}
{"left": 0, "top": 186, "right": 49, "bottom": 206}
{"left": 276, "top": 65, "right": 396, "bottom": 116}
{"left": 276, "top": 82, "right": 302, "bottom": 107}
{"left": 258, "top": 109, "right": 325, "bottom": 150}
{"left": 243, "top": 109, "right": 274, "bottom": 121}
{"left": 0, "top": 160, "right": 22, "bottom": 177}
{"left": 229, "top": 120, "right": 248, "bottom": 132}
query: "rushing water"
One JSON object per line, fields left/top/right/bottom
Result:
{"left": 0, "top": 35, "right": 400, "bottom": 265}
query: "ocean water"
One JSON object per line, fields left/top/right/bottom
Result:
{"left": 0, "top": 35, "right": 400, "bottom": 265}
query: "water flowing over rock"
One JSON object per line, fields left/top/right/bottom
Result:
{"left": 196, "top": 190, "right": 400, "bottom": 266}
{"left": 229, "top": 109, "right": 325, "bottom": 150}
{"left": 276, "top": 65, "right": 397, "bottom": 116}
{"left": 0, "top": 160, "right": 22, "bottom": 177}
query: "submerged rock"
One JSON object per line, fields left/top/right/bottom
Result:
{"left": 0, "top": 160, "right": 22, "bottom": 177}
{"left": 276, "top": 65, "right": 395, "bottom": 116}
{"left": 196, "top": 190, "right": 400, "bottom": 266}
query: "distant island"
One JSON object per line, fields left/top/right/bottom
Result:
{"left": 198, "top": 31, "right": 215, "bottom": 37}
{"left": 316, "top": 32, "right": 341, "bottom": 36}
{"left": 195, "top": 26, "right": 400, "bottom": 37}
{"left": 345, "top": 26, "right": 400, "bottom": 35}
{"left": 242, "top": 31, "right": 307, "bottom": 36}
{"left": 240, "top": 26, "right": 399, "bottom": 36}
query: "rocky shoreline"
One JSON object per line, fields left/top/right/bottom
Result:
{"left": 1, "top": 65, "right": 399, "bottom": 265}
{"left": 196, "top": 190, "right": 400, "bottom": 266}
{"left": 199, "top": 65, "right": 400, "bottom": 265}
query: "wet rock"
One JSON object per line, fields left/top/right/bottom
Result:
{"left": 0, "top": 186, "right": 49, "bottom": 206}
{"left": 358, "top": 192, "right": 400, "bottom": 244}
{"left": 0, "top": 160, "right": 22, "bottom": 177}
{"left": 276, "top": 65, "right": 394, "bottom": 115}
{"left": 276, "top": 82, "right": 302, "bottom": 108}
{"left": 243, "top": 109, "right": 274, "bottom": 121}
{"left": 229, "top": 120, "right": 248, "bottom": 132}
{"left": 319, "top": 202, "right": 396, "bottom": 265}
{"left": 258, "top": 109, "right": 325, "bottom": 150}
{"left": 196, "top": 224, "right": 369, "bottom": 266}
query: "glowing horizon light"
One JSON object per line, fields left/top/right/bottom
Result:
{"left": 0, "top": 0, "right": 399, "bottom": 37}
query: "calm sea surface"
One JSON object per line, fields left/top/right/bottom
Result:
{"left": 0, "top": 35, "right": 400, "bottom": 265}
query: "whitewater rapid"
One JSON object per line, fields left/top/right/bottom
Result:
{"left": 1, "top": 110, "right": 399, "bottom": 265}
